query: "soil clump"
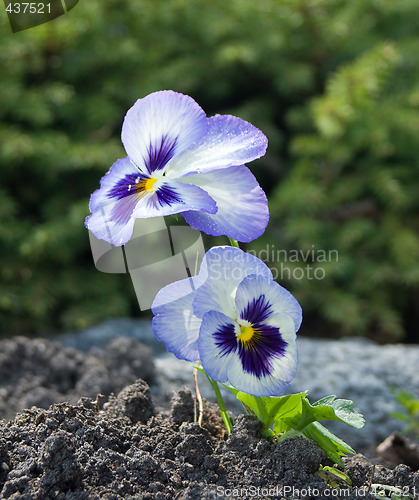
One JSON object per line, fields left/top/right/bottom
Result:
{"left": 1, "top": 383, "right": 418, "bottom": 499}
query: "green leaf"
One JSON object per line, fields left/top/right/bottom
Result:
{"left": 303, "top": 421, "right": 355, "bottom": 467}
{"left": 235, "top": 392, "right": 305, "bottom": 431}
{"left": 390, "top": 389, "right": 419, "bottom": 437}
{"left": 390, "top": 411, "right": 410, "bottom": 423}
{"left": 210, "top": 382, "right": 364, "bottom": 465}
{"left": 297, "top": 395, "right": 365, "bottom": 431}
{"left": 394, "top": 390, "right": 419, "bottom": 416}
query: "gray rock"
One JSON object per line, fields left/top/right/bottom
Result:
{"left": 290, "top": 337, "right": 419, "bottom": 453}
{"left": 58, "top": 317, "right": 165, "bottom": 354}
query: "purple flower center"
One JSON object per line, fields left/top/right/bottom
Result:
{"left": 214, "top": 294, "right": 288, "bottom": 378}
{"left": 107, "top": 172, "right": 184, "bottom": 224}
{"left": 109, "top": 173, "right": 148, "bottom": 200}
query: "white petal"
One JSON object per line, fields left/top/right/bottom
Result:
{"left": 235, "top": 275, "right": 303, "bottom": 332}
{"left": 193, "top": 246, "right": 273, "bottom": 319}
{"left": 198, "top": 309, "right": 298, "bottom": 397}
{"left": 227, "top": 341, "right": 298, "bottom": 397}
{"left": 122, "top": 91, "right": 208, "bottom": 174}
{"left": 152, "top": 274, "right": 204, "bottom": 361}
{"left": 85, "top": 157, "right": 143, "bottom": 246}
{"left": 181, "top": 165, "right": 269, "bottom": 242}
{"left": 166, "top": 114, "right": 268, "bottom": 178}
{"left": 228, "top": 313, "right": 298, "bottom": 397}
{"left": 131, "top": 178, "right": 217, "bottom": 218}
{"left": 198, "top": 310, "right": 238, "bottom": 383}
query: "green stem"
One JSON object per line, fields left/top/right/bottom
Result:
{"left": 206, "top": 374, "right": 232, "bottom": 434}
{"left": 228, "top": 237, "right": 240, "bottom": 248}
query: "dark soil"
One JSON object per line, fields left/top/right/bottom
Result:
{"left": 0, "top": 382, "right": 417, "bottom": 499}
{"left": 0, "top": 336, "right": 155, "bottom": 422}
{"left": 0, "top": 336, "right": 418, "bottom": 499}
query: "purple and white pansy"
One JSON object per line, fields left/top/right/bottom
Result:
{"left": 152, "top": 246, "right": 302, "bottom": 397}
{"left": 85, "top": 91, "right": 269, "bottom": 246}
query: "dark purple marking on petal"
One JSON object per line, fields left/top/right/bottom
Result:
{"left": 108, "top": 173, "right": 156, "bottom": 225}
{"left": 145, "top": 135, "right": 177, "bottom": 174}
{"left": 107, "top": 170, "right": 185, "bottom": 221}
{"left": 213, "top": 322, "right": 237, "bottom": 357}
{"left": 240, "top": 294, "right": 273, "bottom": 325}
{"left": 238, "top": 323, "right": 287, "bottom": 378}
{"left": 211, "top": 314, "right": 288, "bottom": 378}
{"left": 146, "top": 184, "right": 184, "bottom": 209}
{"left": 155, "top": 184, "right": 183, "bottom": 206}
{"left": 108, "top": 173, "right": 149, "bottom": 200}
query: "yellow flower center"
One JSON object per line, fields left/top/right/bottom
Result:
{"left": 237, "top": 325, "right": 257, "bottom": 343}
{"left": 143, "top": 177, "right": 158, "bottom": 191}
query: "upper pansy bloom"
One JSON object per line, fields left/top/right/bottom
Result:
{"left": 85, "top": 91, "right": 269, "bottom": 246}
{"left": 152, "top": 247, "right": 302, "bottom": 397}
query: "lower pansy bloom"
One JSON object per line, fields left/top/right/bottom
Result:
{"left": 85, "top": 90, "right": 269, "bottom": 246}
{"left": 152, "top": 246, "right": 302, "bottom": 397}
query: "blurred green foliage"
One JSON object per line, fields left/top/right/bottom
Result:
{"left": 1, "top": 0, "right": 418, "bottom": 339}
{"left": 391, "top": 389, "right": 419, "bottom": 439}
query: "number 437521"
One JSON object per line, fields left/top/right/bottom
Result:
{"left": 6, "top": 3, "right": 51, "bottom": 14}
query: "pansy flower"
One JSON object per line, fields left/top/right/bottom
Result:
{"left": 85, "top": 91, "right": 269, "bottom": 246}
{"left": 152, "top": 246, "right": 302, "bottom": 397}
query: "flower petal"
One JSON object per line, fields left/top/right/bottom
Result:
{"left": 85, "top": 157, "right": 218, "bottom": 246}
{"left": 85, "top": 157, "right": 145, "bottom": 246}
{"left": 235, "top": 275, "right": 303, "bottom": 332}
{"left": 152, "top": 274, "right": 205, "bottom": 361}
{"left": 122, "top": 90, "right": 208, "bottom": 175}
{"left": 181, "top": 165, "right": 269, "bottom": 242}
{"left": 199, "top": 310, "right": 298, "bottom": 397}
{"left": 193, "top": 246, "right": 273, "bottom": 319}
{"left": 132, "top": 178, "right": 217, "bottom": 217}
{"left": 198, "top": 310, "right": 239, "bottom": 382}
{"left": 227, "top": 316, "right": 298, "bottom": 397}
{"left": 166, "top": 114, "right": 268, "bottom": 178}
